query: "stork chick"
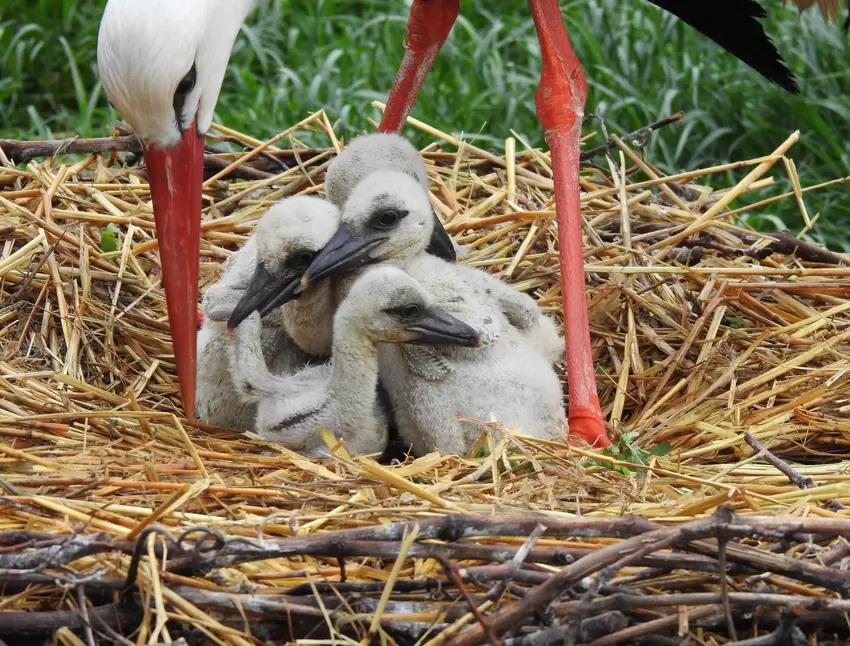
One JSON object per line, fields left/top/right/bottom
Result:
{"left": 226, "top": 265, "right": 482, "bottom": 457}
{"left": 378, "top": 319, "right": 569, "bottom": 456}
{"left": 324, "top": 132, "right": 465, "bottom": 260}
{"left": 306, "top": 170, "right": 562, "bottom": 362}
{"left": 196, "top": 196, "right": 339, "bottom": 430}
{"left": 300, "top": 172, "right": 570, "bottom": 454}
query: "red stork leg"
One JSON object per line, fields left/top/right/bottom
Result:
{"left": 378, "top": 0, "right": 459, "bottom": 133}
{"left": 529, "top": 0, "right": 610, "bottom": 448}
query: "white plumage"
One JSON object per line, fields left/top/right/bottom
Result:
{"left": 324, "top": 133, "right": 429, "bottom": 210}
{"left": 191, "top": 128, "right": 569, "bottom": 457}
{"left": 196, "top": 196, "right": 338, "bottom": 430}
{"left": 97, "top": 0, "right": 254, "bottom": 148}
{"left": 303, "top": 168, "right": 570, "bottom": 455}
{"left": 315, "top": 168, "right": 563, "bottom": 361}
{"left": 324, "top": 132, "right": 466, "bottom": 261}
{"left": 226, "top": 265, "right": 481, "bottom": 456}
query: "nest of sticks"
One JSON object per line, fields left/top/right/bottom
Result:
{"left": 1, "top": 106, "right": 850, "bottom": 645}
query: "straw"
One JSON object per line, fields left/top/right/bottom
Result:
{"left": 2, "top": 109, "right": 850, "bottom": 644}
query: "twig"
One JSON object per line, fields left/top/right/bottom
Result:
{"left": 286, "top": 564, "right": 551, "bottom": 597}
{"left": 201, "top": 153, "right": 274, "bottom": 181}
{"left": 0, "top": 571, "right": 122, "bottom": 593}
{"left": 0, "top": 526, "right": 724, "bottom": 591}
{"left": 552, "top": 591, "right": 850, "bottom": 615}
{"left": 502, "top": 614, "right": 628, "bottom": 646}
{"left": 0, "top": 476, "right": 22, "bottom": 496}
{"left": 6, "top": 512, "right": 850, "bottom": 583}
{"left": 485, "top": 523, "right": 546, "bottom": 602}
{"left": 440, "top": 557, "right": 504, "bottom": 646}
{"left": 603, "top": 222, "right": 770, "bottom": 261}
{"left": 0, "top": 532, "right": 110, "bottom": 571}
{"left": 584, "top": 606, "right": 722, "bottom": 646}
{"left": 173, "top": 585, "right": 332, "bottom": 619}
{"left": 162, "top": 515, "right": 662, "bottom": 573}
{"left": 766, "top": 230, "right": 850, "bottom": 265}
{"left": 718, "top": 530, "right": 737, "bottom": 641}
{"left": 122, "top": 525, "right": 176, "bottom": 594}
{"left": 442, "top": 517, "right": 717, "bottom": 646}
{"left": 0, "top": 134, "right": 274, "bottom": 181}
{"left": 686, "top": 535, "right": 850, "bottom": 595}
{"left": 744, "top": 432, "right": 814, "bottom": 488}
{"left": 0, "top": 135, "right": 141, "bottom": 164}
{"left": 744, "top": 432, "right": 847, "bottom": 510}
{"left": 76, "top": 585, "right": 97, "bottom": 646}
{"left": 580, "top": 112, "right": 684, "bottom": 162}
{"left": 723, "top": 604, "right": 806, "bottom": 645}
{"left": 819, "top": 538, "right": 850, "bottom": 566}
{"left": 583, "top": 113, "right": 617, "bottom": 170}
{"left": 680, "top": 236, "right": 772, "bottom": 260}
{"left": 85, "top": 605, "right": 139, "bottom": 646}
{"left": 503, "top": 626, "right": 569, "bottom": 646}
{"left": 439, "top": 508, "right": 850, "bottom": 646}
{"left": 578, "top": 612, "right": 629, "bottom": 643}
{"left": 604, "top": 221, "right": 848, "bottom": 267}
{"left": 4, "top": 512, "right": 850, "bottom": 644}
{"left": 8, "top": 230, "right": 65, "bottom": 306}
{"left": 564, "top": 566, "right": 632, "bottom": 646}
{"left": 0, "top": 602, "right": 142, "bottom": 636}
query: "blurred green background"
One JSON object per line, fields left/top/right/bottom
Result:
{"left": 1, "top": 0, "right": 848, "bottom": 246}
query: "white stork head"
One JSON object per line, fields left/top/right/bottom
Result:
{"left": 97, "top": 0, "right": 254, "bottom": 147}
{"left": 96, "top": 0, "right": 254, "bottom": 418}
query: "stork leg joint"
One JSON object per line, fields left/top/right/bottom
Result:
{"left": 378, "top": 0, "right": 460, "bottom": 134}
{"left": 405, "top": 0, "right": 460, "bottom": 55}
{"left": 529, "top": 0, "right": 588, "bottom": 133}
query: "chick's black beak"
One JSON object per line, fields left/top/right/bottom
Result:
{"left": 425, "top": 211, "right": 456, "bottom": 262}
{"left": 226, "top": 264, "right": 302, "bottom": 331}
{"left": 301, "top": 223, "right": 387, "bottom": 287}
{"left": 405, "top": 307, "right": 482, "bottom": 347}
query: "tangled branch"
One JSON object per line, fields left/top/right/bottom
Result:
{"left": 0, "top": 511, "right": 849, "bottom": 643}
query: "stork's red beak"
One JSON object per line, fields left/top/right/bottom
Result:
{"left": 141, "top": 122, "right": 203, "bottom": 419}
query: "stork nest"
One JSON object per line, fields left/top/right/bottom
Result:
{"left": 1, "top": 106, "right": 850, "bottom": 645}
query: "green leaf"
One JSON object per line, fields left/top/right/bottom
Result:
{"left": 725, "top": 315, "right": 745, "bottom": 329}
{"left": 595, "top": 433, "right": 673, "bottom": 478}
{"left": 100, "top": 223, "right": 120, "bottom": 252}
{"left": 649, "top": 441, "right": 673, "bottom": 457}
{"left": 507, "top": 459, "right": 535, "bottom": 475}
{"left": 617, "top": 434, "right": 649, "bottom": 466}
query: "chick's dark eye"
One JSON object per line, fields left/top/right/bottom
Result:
{"left": 373, "top": 209, "right": 401, "bottom": 230}
{"left": 292, "top": 251, "right": 314, "bottom": 269}
{"left": 400, "top": 304, "right": 421, "bottom": 320}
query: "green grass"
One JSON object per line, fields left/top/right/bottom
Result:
{"left": 2, "top": 0, "right": 849, "bottom": 247}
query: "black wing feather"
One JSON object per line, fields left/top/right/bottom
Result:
{"left": 647, "top": 0, "right": 800, "bottom": 93}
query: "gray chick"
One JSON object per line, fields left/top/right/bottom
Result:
{"left": 324, "top": 132, "right": 463, "bottom": 261}
{"left": 196, "top": 196, "right": 339, "bottom": 430}
{"left": 301, "top": 171, "right": 569, "bottom": 455}
{"left": 225, "top": 264, "right": 482, "bottom": 457}
{"left": 307, "top": 170, "right": 562, "bottom": 363}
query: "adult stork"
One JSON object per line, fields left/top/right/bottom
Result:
{"left": 96, "top": 0, "right": 840, "bottom": 447}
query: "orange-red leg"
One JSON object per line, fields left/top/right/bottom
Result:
{"left": 529, "top": 0, "right": 610, "bottom": 448}
{"left": 378, "top": 0, "right": 459, "bottom": 133}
